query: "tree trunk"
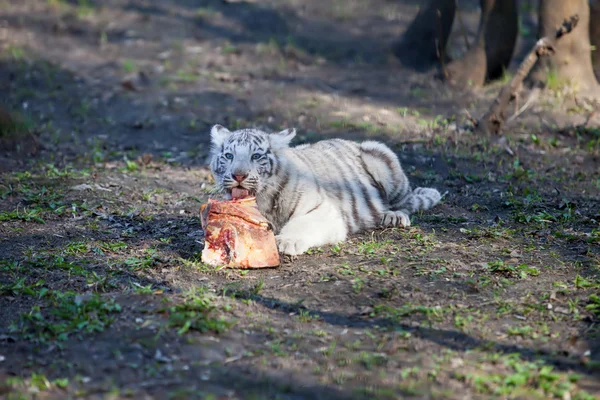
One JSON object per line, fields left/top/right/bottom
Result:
{"left": 477, "top": 16, "right": 580, "bottom": 135}
{"left": 392, "top": 0, "right": 455, "bottom": 72}
{"left": 484, "top": 0, "right": 519, "bottom": 80}
{"left": 446, "top": 0, "right": 518, "bottom": 87}
{"left": 591, "top": 0, "right": 600, "bottom": 81}
{"left": 530, "top": 0, "right": 600, "bottom": 96}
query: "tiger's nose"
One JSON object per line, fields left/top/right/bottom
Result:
{"left": 232, "top": 173, "right": 247, "bottom": 182}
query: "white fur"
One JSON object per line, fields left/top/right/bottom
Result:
{"left": 209, "top": 126, "right": 442, "bottom": 256}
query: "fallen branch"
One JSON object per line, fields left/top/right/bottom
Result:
{"left": 476, "top": 15, "right": 580, "bottom": 135}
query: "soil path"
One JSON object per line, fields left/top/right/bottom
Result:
{"left": 0, "top": 1, "right": 599, "bottom": 399}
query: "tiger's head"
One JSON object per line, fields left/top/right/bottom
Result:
{"left": 209, "top": 125, "right": 296, "bottom": 199}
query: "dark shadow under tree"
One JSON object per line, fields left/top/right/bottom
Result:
{"left": 391, "top": 0, "right": 456, "bottom": 72}
{"left": 591, "top": 0, "right": 600, "bottom": 81}
{"left": 445, "top": 0, "right": 518, "bottom": 88}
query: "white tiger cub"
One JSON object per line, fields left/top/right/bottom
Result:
{"left": 208, "top": 125, "right": 442, "bottom": 256}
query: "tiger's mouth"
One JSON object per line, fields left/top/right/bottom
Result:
{"left": 230, "top": 187, "right": 255, "bottom": 200}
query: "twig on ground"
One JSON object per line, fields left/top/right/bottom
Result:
{"left": 507, "top": 88, "right": 540, "bottom": 123}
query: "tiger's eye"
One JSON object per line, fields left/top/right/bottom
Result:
{"left": 251, "top": 153, "right": 261, "bottom": 160}
{"left": 224, "top": 153, "right": 234, "bottom": 160}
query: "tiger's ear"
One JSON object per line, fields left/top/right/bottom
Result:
{"left": 210, "top": 125, "right": 231, "bottom": 148}
{"left": 269, "top": 128, "right": 296, "bottom": 149}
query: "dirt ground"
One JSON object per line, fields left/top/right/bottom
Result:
{"left": 0, "top": 0, "right": 599, "bottom": 399}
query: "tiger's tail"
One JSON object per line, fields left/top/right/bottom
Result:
{"left": 392, "top": 187, "right": 441, "bottom": 213}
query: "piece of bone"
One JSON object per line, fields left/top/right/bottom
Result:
{"left": 201, "top": 197, "right": 280, "bottom": 268}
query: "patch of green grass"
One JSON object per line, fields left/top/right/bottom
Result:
{"left": 22, "top": 185, "right": 65, "bottom": 208}
{"left": 0, "top": 109, "right": 34, "bottom": 147}
{"left": 0, "top": 278, "right": 48, "bottom": 298}
{"left": 336, "top": 262, "right": 355, "bottom": 276}
{"left": 0, "top": 208, "right": 45, "bottom": 223}
{"left": 174, "top": 70, "right": 200, "bottom": 82}
{"left": 4, "top": 372, "right": 71, "bottom": 395}
{"left": 355, "top": 351, "right": 388, "bottom": 370}
{"left": 586, "top": 294, "right": 600, "bottom": 316}
{"left": 196, "top": 6, "right": 217, "bottom": 18}
{"left": 44, "top": 163, "right": 90, "bottom": 179}
{"left": 459, "top": 354, "right": 594, "bottom": 399}
{"left": 160, "top": 288, "right": 232, "bottom": 335}
{"left": 76, "top": 0, "right": 95, "bottom": 17}
{"left": 374, "top": 303, "right": 448, "bottom": 323}
{"left": 130, "top": 282, "right": 155, "bottom": 294}
{"left": 256, "top": 37, "right": 281, "bottom": 55}
{"left": 178, "top": 255, "right": 219, "bottom": 273}
{"left": 251, "top": 279, "right": 264, "bottom": 295}
{"left": 296, "top": 309, "right": 319, "bottom": 323}
{"left": 574, "top": 275, "right": 599, "bottom": 289}
{"left": 545, "top": 68, "right": 566, "bottom": 93}
{"left": 63, "top": 241, "right": 88, "bottom": 256}
{"left": 221, "top": 42, "right": 238, "bottom": 55}
{"left": 96, "top": 240, "right": 128, "bottom": 253}
{"left": 351, "top": 277, "right": 364, "bottom": 293}
{"left": 485, "top": 260, "right": 540, "bottom": 279}
{"left": 122, "top": 159, "right": 139, "bottom": 172}
{"left": 305, "top": 247, "right": 324, "bottom": 255}
{"left": 357, "top": 239, "right": 393, "bottom": 255}
{"left": 124, "top": 248, "right": 160, "bottom": 271}
{"left": 15, "top": 292, "right": 121, "bottom": 343}
{"left": 121, "top": 59, "right": 136, "bottom": 73}
{"left": 0, "top": 260, "right": 23, "bottom": 273}
{"left": 328, "top": 243, "right": 342, "bottom": 256}
{"left": 503, "top": 159, "right": 537, "bottom": 182}
{"left": 70, "top": 99, "right": 91, "bottom": 120}
{"left": 506, "top": 324, "right": 550, "bottom": 339}
{"left": 460, "top": 226, "right": 515, "bottom": 239}
{"left": 6, "top": 45, "right": 25, "bottom": 61}
{"left": 328, "top": 119, "right": 379, "bottom": 134}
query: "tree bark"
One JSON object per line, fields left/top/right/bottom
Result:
{"left": 446, "top": 0, "right": 518, "bottom": 87}
{"left": 591, "top": 0, "right": 600, "bottom": 81}
{"left": 392, "top": 0, "right": 455, "bottom": 72}
{"left": 530, "top": 0, "right": 600, "bottom": 96}
{"left": 484, "top": 0, "right": 519, "bottom": 80}
{"left": 477, "top": 16, "right": 580, "bottom": 135}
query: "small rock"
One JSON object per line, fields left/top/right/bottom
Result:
{"left": 154, "top": 349, "right": 171, "bottom": 363}
{"left": 158, "top": 50, "right": 172, "bottom": 60}
{"left": 121, "top": 76, "right": 138, "bottom": 92}
{"left": 71, "top": 183, "right": 93, "bottom": 191}
{"left": 94, "top": 184, "right": 111, "bottom": 192}
{"left": 450, "top": 357, "right": 464, "bottom": 368}
{"left": 357, "top": 306, "right": 373, "bottom": 315}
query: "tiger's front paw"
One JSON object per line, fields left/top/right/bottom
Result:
{"left": 276, "top": 234, "right": 309, "bottom": 256}
{"left": 381, "top": 210, "right": 411, "bottom": 227}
